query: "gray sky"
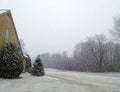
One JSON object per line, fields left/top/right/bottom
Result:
{"left": 0, "top": 0, "right": 120, "bottom": 58}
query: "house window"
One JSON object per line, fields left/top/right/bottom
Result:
{"left": 5, "top": 29, "right": 9, "bottom": 43}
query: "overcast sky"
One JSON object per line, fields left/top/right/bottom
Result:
{"left": 0, "top": 0, "right": 120, "bottom": 58}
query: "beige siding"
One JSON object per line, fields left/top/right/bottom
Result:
{"left": 0, "top": 14, "right": 19, "bottom": 50}
{"left": 0, "top": 12, "right": 26, "bottom": 72}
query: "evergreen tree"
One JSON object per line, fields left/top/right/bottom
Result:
{"left": 25, "top": 54, "right": 32, "bottom": 73}
{"left": 0, "top": 43, "right": 23, "bottom": 78}
{"left": 31, "top": 55, "right": 44, "bottom": 76}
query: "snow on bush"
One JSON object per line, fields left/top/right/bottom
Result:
{"left": 31, "top": 55, "right": 44, "bottom": 76}
{"left": 0, "top": 43, "right": 23, "bottom": 78}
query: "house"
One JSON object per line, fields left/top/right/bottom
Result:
{"left": 0, "top": 9, "right": 26, "bottom": 72}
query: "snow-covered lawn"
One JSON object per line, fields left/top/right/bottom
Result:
{"left": 0, "top": 68, "right": 120, "bottom": 92}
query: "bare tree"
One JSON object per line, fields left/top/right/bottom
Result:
{"left": 111, "top": 16, "right": 120, "bottom": 41}
{"left": 74, "top": 34, "right": 107, "bottom": 72}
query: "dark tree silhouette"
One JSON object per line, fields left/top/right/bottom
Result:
{"left": 0, "top": 43, "right": 23, "bottom": 78}
{"left": 31, "top": 55, "right": 44, "bottom": 76}
{"left": 25, "top": 54, "right": 32, "bottom": 73}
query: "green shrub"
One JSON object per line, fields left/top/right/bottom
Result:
{"left": 0, "top": 43, "right": 23, "bottom": 78}
{"left": 25, "top": 54, "right": 32, "bottom": 73}
{"left": 31, "top": 55, "right": 44, "bottom": 76}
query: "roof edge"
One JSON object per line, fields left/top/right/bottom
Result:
{"left": 0, "top": 9, "right": 10, "bottom": 15}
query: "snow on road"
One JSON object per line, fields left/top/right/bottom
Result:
{"left": 0, "top": 68, "right": 120, "bottom": 92}
{"left": 45, "top": 68, "right": 120, "bottom": 79}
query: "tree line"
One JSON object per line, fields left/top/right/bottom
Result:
{"left": 40, "top": 17, "right": 120, "bottom": 72}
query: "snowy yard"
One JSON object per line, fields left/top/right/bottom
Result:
{"left": 0, "top": 68, "right": 120, "bottom": 92}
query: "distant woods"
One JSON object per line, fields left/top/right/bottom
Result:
{"left": 40, "top": 17, "right": 120, "bottom": 72}
{"left": 40, "top": 35, "right": 120, "bottom": 72}
{"left": 73, "top": 35, "right": 120, "bottom": 72}
{"left": 40, "top": 51, "right": 75, "bottom": 71}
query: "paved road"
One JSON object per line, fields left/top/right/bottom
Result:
{"left": 45, "top": 69, "right": 120, "bottom": 92}
{"left": 0, "top": 69, "right": 120, "bottom": 92}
